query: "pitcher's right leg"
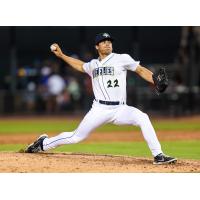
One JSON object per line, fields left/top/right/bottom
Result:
{"left": 43, "top": 105, "right": 111, "bottom": 151}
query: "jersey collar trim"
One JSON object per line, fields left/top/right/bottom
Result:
{"left": 99, "top": 53, "right": 114, "bottom": 65}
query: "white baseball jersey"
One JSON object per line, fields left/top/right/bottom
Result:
{"left": 83, "top": 53, "right": 140, "bottom": 103}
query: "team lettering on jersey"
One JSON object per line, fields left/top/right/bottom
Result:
{"left": 92, "top": 66, "right": 114, "bottom": 78}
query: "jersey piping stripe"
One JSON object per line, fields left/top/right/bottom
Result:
{"left": 96, "top": 62, "right": 107, "bottom": 100}
{"left": 100, "top": 54, "right": 115, "bottom": 100}
{"left": 44, "top": 129, "right": 78, "bottom": 147}
{"left": 101, "top": 73, "right": 110, "bottom": 100}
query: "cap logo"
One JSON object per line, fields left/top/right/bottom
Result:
{"left": 103, "top": 33, "right": 110, "bottom": 37}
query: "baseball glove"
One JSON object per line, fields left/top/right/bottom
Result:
{"left": 152, "top": 67, "right": 169, "bottom": 95}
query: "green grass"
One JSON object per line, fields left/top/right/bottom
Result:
{"left": 1, "top": 141, "right": 200, "bottom": 160}
{"left": 0, "top": 144, "right": 26, "bottom": 152}
{"left": 56, "top": 141, "right": 200, "bottom": 159}
{"left": 0, "top": 121, "right": 78, "bottom": 133}
{"left": 0, "top": 118, "right": 199, "bottom": 160}
{"left": 0, "top": 119, "right": 200, "bottom": 134}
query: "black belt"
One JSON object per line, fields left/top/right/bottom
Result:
{"left": 96, "top": 100, "right": 124, "bottom": 105}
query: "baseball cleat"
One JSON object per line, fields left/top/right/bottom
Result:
{"left": 153, "top": 153, "right": 177, "bottom": 165}
{"left": 25, "top": 134, "right": 48, "bottom": 153}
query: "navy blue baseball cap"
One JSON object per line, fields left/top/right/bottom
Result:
{"left": 95, "top": 32, "right": 114, "bottom": 45}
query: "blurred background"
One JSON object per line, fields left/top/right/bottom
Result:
{"left": 0, "top": 26, "right": 200, "bottom": 116}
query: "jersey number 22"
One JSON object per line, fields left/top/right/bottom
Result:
{"left": 107, "top": 79, "right": 119, "bottom": 88}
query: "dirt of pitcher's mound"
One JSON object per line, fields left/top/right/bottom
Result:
{"left": 0, "top": 152, "right": 200, "bottom": 172}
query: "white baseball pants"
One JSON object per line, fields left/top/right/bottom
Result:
{"left": 43, "top": 101, "right": 163, "bottom": 157}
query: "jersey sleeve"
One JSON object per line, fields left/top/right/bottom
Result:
{"left": 122, "top": 54, "right": 140, "bottom": 72}
{"left": 83, "top": 61, "right": 92, "bottom": 77}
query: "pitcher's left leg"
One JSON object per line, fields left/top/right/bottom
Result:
{"left": 113, "top": 105, "right": 162, "bottom": 157}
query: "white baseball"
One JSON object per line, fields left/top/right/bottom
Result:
{"left": 50, "top": 44, "right": 57, "bottom": 51}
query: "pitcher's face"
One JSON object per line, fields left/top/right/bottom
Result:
{"left": 96, "top": 40, "right": 113, "bottom": 56}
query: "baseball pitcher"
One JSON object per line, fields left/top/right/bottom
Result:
{"left": 25, "top": 32, "right": 177, "bottom": 165}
